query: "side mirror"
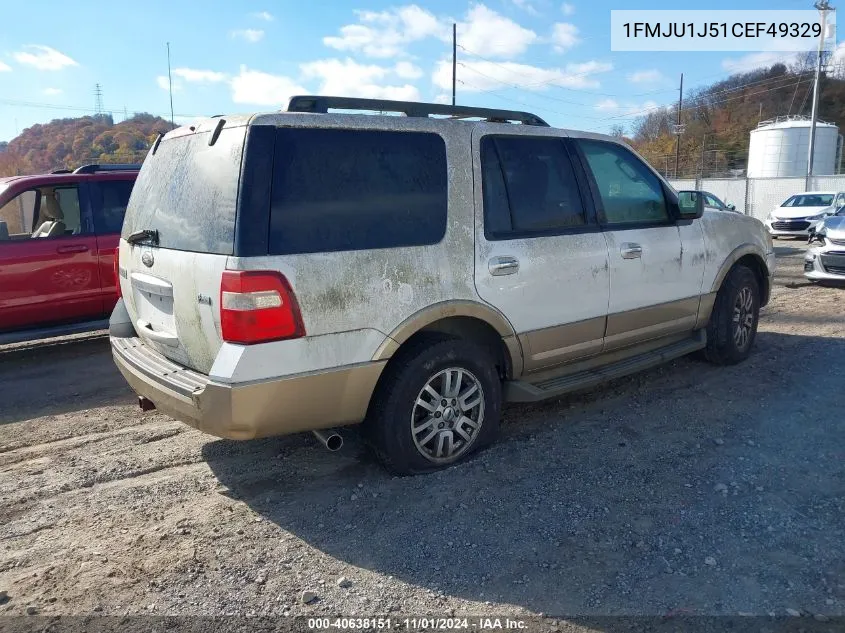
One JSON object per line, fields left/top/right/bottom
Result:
{"left": 727, "top": 203, "right": 736, "bottom": 211}
{"left": 677, "top": 191, "right": 704, "bottom": 220}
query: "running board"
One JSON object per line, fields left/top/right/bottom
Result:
{"left": 504, "top": 331, "right": 706, "bottom": 403}
{"left": 0, "top": 319, "right": 110, "bottom": 346}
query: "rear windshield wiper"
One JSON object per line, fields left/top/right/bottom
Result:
{"left": 126, "top": 229, "right": 159, "bottom": 245}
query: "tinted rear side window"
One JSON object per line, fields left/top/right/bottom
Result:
{"left": 269, "top": 128, "right": 447, "bottom": 255}
{"left": 92, "top": 180, "right": 133, "bottom": 234}
{"left": 481, "top": 135, "right": 586, "bottom": 238}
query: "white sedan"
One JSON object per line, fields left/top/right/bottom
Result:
{"left": 765, "top": 191, "right": 845, "bottom": 238}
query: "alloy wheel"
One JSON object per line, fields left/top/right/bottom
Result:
{"left": 410, "top": 367, "right": 485, "bottom": 464}
{"left": 732, "top": 286, "right": 755, "bottom": 350}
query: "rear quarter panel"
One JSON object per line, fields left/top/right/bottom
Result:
{"left": 226, "top": 115, "right": 482, "bottom": 370}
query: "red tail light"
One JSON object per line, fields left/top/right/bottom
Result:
{"left": 113, "top": 248, "right": 121, "bottom": 299}
{"left": 220, "top": 270, "right": 305, "bottom": 344}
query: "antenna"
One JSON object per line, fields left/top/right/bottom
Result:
{"left": 94, "top": 83, "right": 104, "bottom": 117}
{"left": 166, "top": 42, "right": 175, "bottom": 128}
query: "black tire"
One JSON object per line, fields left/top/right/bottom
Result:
{"left": 703, "top": 265, "right": 760, "bottom": 365}
{"left": 363, "top": 336, "right": 502, "bottom": 475}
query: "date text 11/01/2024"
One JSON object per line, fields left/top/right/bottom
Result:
{"left": 622, "top": 22, "right": 821, "bottom": 39}
{"left": 308, "top": 618, "right": 528, "bottom": 630}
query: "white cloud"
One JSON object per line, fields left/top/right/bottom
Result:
{"left": 324, "top": 5, "right": 447, "bottom": 58}
{"left": 627, "top": 69, "right": 664, "bottom": 84}
{"left": 594, "top": 98, "right": 660, "bottom": 116}
{"left": 434, "top": 94, "right": 451, "bottom": 104}
{"left": 231, "top": 66, "right": 307, "bottom": 105}
{"left": 394, "top": 61, "right": 423, "bottom": 79}
{"left": 156, "top": 75, "right": 182, "bottom": 92}
{"left": 231, "top": 29, "right": 265, "bottom": 43}
{"left": 12, "top": 45, "right": 78, "bottom": 71}
{"left": 323, "top": 4, "right": 536, "bottom": 60}
{"left": 510, "top": 0, "right": 540, "bottom": 16}
{"left": 721, "top": 51, "right": 795, "bottom": 72}
{"left": 0, "top": 61, "right": 10, "bottom": 72}
{"left": 395, "top": 5, "right": 446, "bottom": 41}
{"left": 172, "top": 67, "right": 227, "bottom": 83}
{"left": 566, "top": 60, "right": 613, "bottom": 75}
{"left": 594, "top": 98, "right": 619, "bottom": 111}
{"left": 251, "top": 11, "right": 274, "bottom": 21}
{"left": 301, "top": 58, "right": 421, "bottom": 101}
{"left": 550, "top": 22, "right": 580, "bottom": 52}
{"left": 459, "top": 5, "right": 537, "bottom": 59}
{"left": 43, "top": 87, "right": 62, "bottom": 96}
{"left": 562, "top": 3, "right": 575, "bottom": 15}
{"left": 435, "top": 58, "right": 611, "bottom": 92}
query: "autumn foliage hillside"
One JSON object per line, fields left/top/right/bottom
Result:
{"left": 0, "top": 114, "right": 174, "bottom": 176}
{"left": 628, "top": 59, "right": 845, "bottom": 178}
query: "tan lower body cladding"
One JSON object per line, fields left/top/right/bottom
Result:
{"left": 518, "top": 295, "right": 714, "bottom": 374}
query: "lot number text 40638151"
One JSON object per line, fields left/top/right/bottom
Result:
{"left": 308, "top": 618, "right": 528, "bottom": 630}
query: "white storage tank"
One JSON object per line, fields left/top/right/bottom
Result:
{"left": 747, "top": 117, "right": 841, "bottom": 177}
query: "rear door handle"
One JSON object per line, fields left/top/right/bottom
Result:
{"left": 489, "top": 256, "right": 520, "bottom": 276}
{"left": 57, "top": 244, "right": 89, "bottom": 254}
{"left": 620, "top": 243, "right": 642, "bottom": 259}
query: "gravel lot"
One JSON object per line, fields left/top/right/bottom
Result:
{"left": 1, "top": 241, "right": 844, "bottom": 623}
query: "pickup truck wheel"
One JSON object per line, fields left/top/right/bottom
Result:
{"left": 364, "top": 337, "right": 501, "bottom": 476}
{"left": 703, "top": 265, "right": 760, "bottom": 366}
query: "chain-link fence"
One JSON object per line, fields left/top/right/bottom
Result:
{"left": 668, "top": 175, "right": 845, "bottom": 221}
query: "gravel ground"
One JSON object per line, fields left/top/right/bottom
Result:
{"left": 1, "top": 241, "right": 844, "bottom": 623}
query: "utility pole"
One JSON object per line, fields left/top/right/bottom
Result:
{"left": 808, "top": 0, "right": 832, "bottom": 179}
{"left": 674, "top": 73, "right": 684, "bottom": 178}
{"left": 167, "top": 42, "right": 175, "bottom": 129}
{"left": 758, "top": 103, "right": 763, "bottom": 122}
{"left": 452, "top": 23, "right": 457, "bottom": 106}
{"left": 700, "top": 135, "right": 707, "bottom": 179}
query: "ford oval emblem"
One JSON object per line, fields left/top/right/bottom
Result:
{"left": 141, "top": 249, "right": 154, "bottom": 268}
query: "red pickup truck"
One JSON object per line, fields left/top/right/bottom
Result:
{"left": 0, "top": 164, "right": 139, "bottom": 344}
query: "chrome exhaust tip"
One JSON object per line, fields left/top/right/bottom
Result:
{"left": 312, "top": 429, "right": 343, "bottom": 452}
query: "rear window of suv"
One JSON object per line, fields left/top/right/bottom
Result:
{"left": 268, "top": 128, "right": 447, "bottom": 255}
{"left": 122, "top": 125, "right": 246, "bottom": 254}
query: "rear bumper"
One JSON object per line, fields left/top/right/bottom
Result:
{"left": 111, "top": 335, "right": 386, "bottom": 440}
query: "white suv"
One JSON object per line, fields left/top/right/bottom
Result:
{"left": 110, "top": 96, "right": 775, "bottom": 474}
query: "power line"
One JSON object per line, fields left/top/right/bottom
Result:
{"left": 0, "top": 98, "right": 202, "bottom": 120}
{"left": 458, "top": 62, "right": 595, "bottom": 107}
{"left": 614, "top": 75, "right": 813, "bottom": 120}
{"left": 457, "top": 49, "right": 819, "bottom": 128}
{"left": 456, "top": 78, "right": 623, "bottom": 122}
{"left": 457, "top": 41, "right": 815, "bottom": 103}
{"left": 606, "top": 76, "right": 815, "bottom": 121}
{"left": 456, "top": 44, "right": 672, "bottom": 98}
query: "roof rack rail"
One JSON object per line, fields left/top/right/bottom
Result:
{"left": 285, "top": 95, "right": 550, "bottom": 127}
{"left": 72, "top": 163, "right": 142, "bottom": 174}
{"left": 50, "top": 168, "right": 72, "bottom": 174}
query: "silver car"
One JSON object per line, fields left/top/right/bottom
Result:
{"left": 805, "top": 210, "right": 845, "bottom": 282}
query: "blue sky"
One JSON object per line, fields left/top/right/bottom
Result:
{"left": 0, "top": 0, "right": 832, "bottom": 142}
